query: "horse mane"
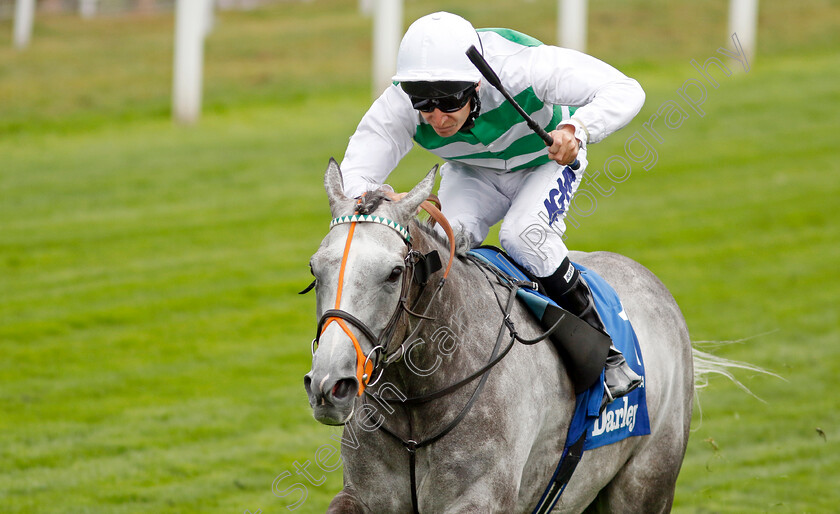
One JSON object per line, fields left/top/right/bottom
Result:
{"left": 410, "top": 220, "right": 473, "bottom": 258}
{"left": 355, "top": 191, "right": 390, "bottom": 215}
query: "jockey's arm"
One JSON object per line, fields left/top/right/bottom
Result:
{"left": 341, "top": 85, "right": 417, "bottom": 198}
{"left": 528, "top": 45, "right": 645, "bottom": 147}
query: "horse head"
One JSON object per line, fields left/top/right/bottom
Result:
{"left": 304, "top": 159, "right": 437, "bottom": 425}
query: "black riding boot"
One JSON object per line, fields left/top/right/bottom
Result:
{"left": 541, "top": 258, "right": 642, "bottom": 408}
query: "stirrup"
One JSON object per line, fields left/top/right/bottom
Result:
{"left": 600, "top": 366, "right": 641, "bottom": 412}
{"left": 600, "top": 378, "right": 615, "bottom": 412}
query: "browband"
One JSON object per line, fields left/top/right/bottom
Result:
{"left": 330, "top": 214, "right": 412, "bottom": 244}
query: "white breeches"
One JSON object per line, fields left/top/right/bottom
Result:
{"left": 437, "top": 150, "right": 588, "bottom": 278}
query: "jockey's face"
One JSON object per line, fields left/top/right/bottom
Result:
{"left": 419, "top": 99, "right": 472, "bottom": 138}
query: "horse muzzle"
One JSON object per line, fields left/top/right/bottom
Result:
{"left": 303, "top": 370, "right": 359, "bottom": 425}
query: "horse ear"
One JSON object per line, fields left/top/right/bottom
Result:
{"left": 324, "top": 158, "right": 354, "bottom": 217}
{"left": 394, "top": 164, "right": 438, "bottom": 222}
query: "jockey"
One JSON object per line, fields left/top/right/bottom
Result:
{"left": 339, "top": 12, "right": 643, "bottom": 405}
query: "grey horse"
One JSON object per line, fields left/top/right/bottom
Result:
{"left": 305, "top": 159, "right": 697, "bottom": 512}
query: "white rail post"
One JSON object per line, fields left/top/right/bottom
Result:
{"left": 79, "top": 0, "right": 97, "bottom": 19}
{"left": 728, "top": 0, "right": 758, "bottom": 64}
{"left": 558, "top": 0, "right": 587, "bottom": 51}
{"left": 371, "top": 0, "right": 402, "bottom": 98}
{"left": 204, "top": 0, "right": 216, "bottom": 36}
{"left": 173, "top": 0, "right": 208, "bottom": 124}
{"left": 13, "top": 0, "right": 36, "bottom": 50}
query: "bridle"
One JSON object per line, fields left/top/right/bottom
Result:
{"left": 311, "top": 197, "right": 456, "bottom": 396}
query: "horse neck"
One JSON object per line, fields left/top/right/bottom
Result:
{"left": 384, "top": 223, "right": 508, "bottom": 394}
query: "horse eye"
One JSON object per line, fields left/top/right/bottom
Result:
{"left": 387, "top": 267, "right": 403, "bottom": 283}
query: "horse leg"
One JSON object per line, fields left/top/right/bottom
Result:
{"left": 326, "top": 487, "right": 367, "bottom": 514}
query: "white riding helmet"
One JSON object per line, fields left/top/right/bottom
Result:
{"left": 392, "top": 12, "right": 482, "bottom": 84}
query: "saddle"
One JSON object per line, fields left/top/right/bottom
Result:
{"left": 467, "top": 246, "right": 610, "bottom": 393}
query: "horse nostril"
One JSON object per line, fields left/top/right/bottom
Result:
{"left": 304, "top": 375, "right": 314, "bottom": 396}
{"left": 331, "top": 378, "right": 357, "bottom": 401}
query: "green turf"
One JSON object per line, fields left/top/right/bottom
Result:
{"left": 1, "top": 1, "right": 839, "bottom": 512}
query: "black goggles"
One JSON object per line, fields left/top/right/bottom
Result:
{"left": 408, "top": 87, "right": 475, "bottom": 113}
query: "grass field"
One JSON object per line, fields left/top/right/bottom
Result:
{"left": 1, "top": 1, "right": 839, "bottom": 512}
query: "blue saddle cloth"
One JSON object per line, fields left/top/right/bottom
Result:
{"left": 467, "top": 248, "right": 650, "bottom": 451}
